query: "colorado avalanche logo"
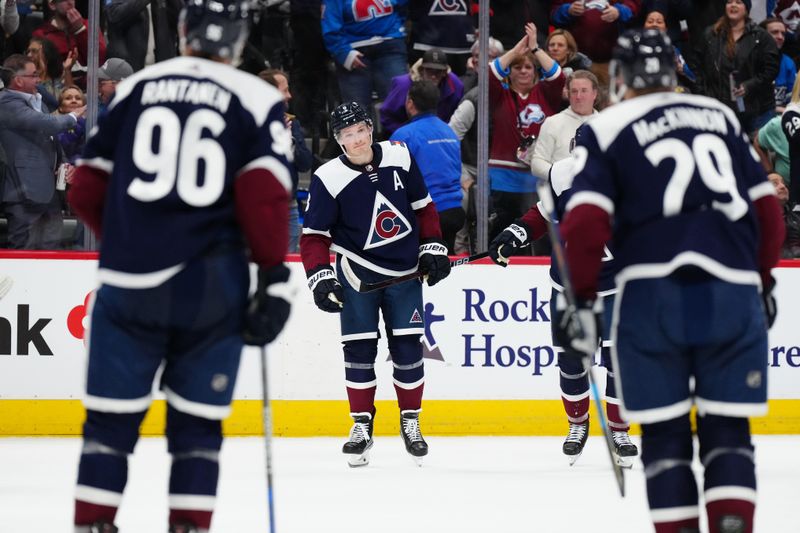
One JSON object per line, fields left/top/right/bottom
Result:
{"left": 429, "top": 0, "right": 468, "bottom": 15}
{"left": 365, "top": 191, "right": 411, "bottom": 249}
{"left": 352, "top": 0, "right": 393, "bottom": 21}
{"left": 519, "top": 104, "right": 546, "bottom": 127}
{"left": 778, "top": 1, "right": 800, "bottom": 32}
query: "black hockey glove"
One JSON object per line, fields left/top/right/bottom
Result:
{"left": 762, "top": 275, "right": 777, "bottom": 329}
{"left": 552, "top": 293, "right": 602, "bottom": 364}
{"left": 418, "top": 239, "right": 451, "bottom": 286}
{"left": 307, "top": 265, "right": 344, "bottom": 313}
{"left": 489, "top": 220, "right": 531, "bottom": 267}
{"left": 243, "top": 264, "right": 293, "bottom": 346}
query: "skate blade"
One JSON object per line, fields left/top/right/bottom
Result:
{"left": 567, "top": 452, "right": 583, "bottom": 466}
{"left": 409, "top": 454, "right": 424, "bottom": 467}
{"left": 347, "top": 450, "right": 371, "bottom": 468}
{"left": 614, "top": 454, "right": 634, "bottom": 469}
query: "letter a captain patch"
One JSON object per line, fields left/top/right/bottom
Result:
{"left": 410, "top": 308, "right": 423, "bottom": 323}
{"left": 364, "top": 191, "right": 412, "bottom": 249}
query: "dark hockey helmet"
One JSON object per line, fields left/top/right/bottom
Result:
{"left": 330, "top": 102, "right": 373, "bottom": 138}
{"left": 179, "top": 0, "right": 253, "bottom": 62}
{"left": 609, "top": 29, "right": 676, "bottom": 101}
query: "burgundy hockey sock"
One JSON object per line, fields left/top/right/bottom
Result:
{"left": 394, "top": 383, "right": 424, "bottom": 411}
{"left": 346, "top": 386, "right": 376, "bottom": 415}
{"left": 169, "top": 508, "right": 212, "bottom": 530}
{"left": 605, "top": 401, "right": 630, "bottom": 431}
{"left": 561, "top": 396, "right": 589, "bottom": 424}
{"left": 706, "top": 499, "right": 754, "bottom": 533}
{"left": 74, "top": 500, "right": 118, "bottom": 526}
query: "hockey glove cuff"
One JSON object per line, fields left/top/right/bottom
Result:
{"left": 243, "top": 264, "right": 293, "bottom": 346}
{"left": 552, "top": 292, "right": 602, "bottom": 363}
{"left": 489, "top": 220, "right": 531, "bottom": 266}
{"left": 418, "top": 240, "right": 451, "bottom": 286}
{"left": 307, "top": 265, "right": 344, "bottom": 313}
{"left": 762, "top": 275, "right": 777, "bottom": 329}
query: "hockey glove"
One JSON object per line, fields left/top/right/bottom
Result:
{"left": 489, "top": 221, "right": 531, "bottom": 266}
{"left": 552, "top": 292, "right": 602, "bottom": 363}
{"left": 763, "top": 275, "right": 777, "bottom": 329}
{"left": 243, "top": 264, "right": 293, "bottom": 346}
{"left": 307, "top": 265, "right": 344, "bottom": 313}
{"left": 418, "top": 239, "right": 451, "bottom": 286}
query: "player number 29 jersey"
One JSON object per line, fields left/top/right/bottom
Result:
{"left": 566, "top": 92, "right": 774, "bottom": 285}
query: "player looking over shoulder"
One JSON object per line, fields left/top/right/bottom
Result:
{"left": 299, "top": 101, "right": 450, "bottom": 467}
{"left": 487, "top": 127, "right": 638, "bottom": 469}
{"left": 559, "top": 29, "right": 784, "bottom": 533}
{"left": 68, "top": 0, "right": 294, "bottom": 531}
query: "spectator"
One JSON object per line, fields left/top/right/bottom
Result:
{"left": 760, "top": 17, "right": 796, "bottom": 112}
{"left": 550, "top": 0, "right": 641, "bottom": 88}
{"left": 391, "top": 80, "right": 464, "bottom": 253}
{"left": 0, "top": 54, "right": 85, "bottom": 249}
{"left": 487, "top": 23, "right": 565, "bottom": 241}
{"left": 26, "top": 36, "right": 71, "bottom": 108}
{"left": 639, "top": 0, "right": 691, "bottom": 45}
{"left": 781, "top": 75, "right": 800, "bottom": 205}
{"left": 104, "top": 0, "right": 152, "bottom": 72}
{"left": 695, "top": 0, "right": 779, "bottom": 136}
{"left": 32, "top": 0, "right": 106, "bottom": 70}
{"left": 54, "top": 83, "right": 85, "bottom": 165}
{"left": 545, "top": 28, "right": 593, "bottom": 76}
{"left": 408, "top": 0, "right": 475, "bottom": 76}
{"left": 530, "top": 70, "right": 598, "bottom": 180}
{"left": 2, "top": 0, "right": 20, "bottom": 44}
{"left": 259, "top": 68, "right": 313, "bottom": 253}
{"left": 767, "top": 171, "right": 800, "bottom": 257}
{"left": 754, "top": 115, "right": 791, "bottom": 183}
{"left": 642, "top": 9, "right": 696, "bottom": 92}
{"left": 770, "top": 0, "right": 800, "bottom": 63}
{"left": 321, "top": 0, "right": 407, "bottom": 114}
{"left": 96, "top": 57, "right": 132, "bottom": 114}
{"left": 683, "top": 0, "right": 726, "bottom": 77}
{"left": 380, "top": 48, "right": 464, "bottom": 137}
{"left": 461, "top": 37, "right": 505, "bottom": 93}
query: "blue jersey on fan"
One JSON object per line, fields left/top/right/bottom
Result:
{"left": 303, "top": 140, "right": 432, "bottom": 276}
{"left": 322, "top": 0, "right": 408, "bottom": 67}
{"left": 80, "top": 56, "right": 292, "bottom": 286}
{"left": 566, "top": 92, "right": 772, "bottom": 288}
{"left": 543, "top": 155, "right": 617, "bottom": 295}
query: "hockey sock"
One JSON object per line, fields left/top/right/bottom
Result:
{"left": 343, "top": 339, "right": 378, "bottom": 414}
{"left": 604, "top": 367, "right": 629, "bottom": 431}
{"left": 641, "top": 415, "right": 700, "bottom": 533}
{"left": 558, "top": 352, "right": 589, "bottom": 423}
{"left": 697, "top": 414, "right": 756, "bottom": 533}
{"left": 388, "top": 334, "right": 425, "bottom": 410}
{"left": 166, "top": 405, "right": 223, "bottom": 529}
{"left": 75, "top": 410, "right": 146, "bottom": 526}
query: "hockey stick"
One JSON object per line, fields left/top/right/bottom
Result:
{"left": 259, "top": 345, "right": 277, "bottom": 532}
{"left": 536, "top": 177, "right": 626, "bottom": 498}
{"left": 341, "top": 251, "right": 490, "bottom": 293}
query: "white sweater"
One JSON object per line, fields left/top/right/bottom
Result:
{"left": 530, "top": 106, "right": 596, "bottom": 179}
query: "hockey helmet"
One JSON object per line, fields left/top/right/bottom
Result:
{"left": 609, "top": 29, "right": 676, "bottom": 102}
{"left": 330, "top": 102, "right": 373, "bottom": 138}
{"left": 179, "top": 0, "right": 253, "bottom": 63}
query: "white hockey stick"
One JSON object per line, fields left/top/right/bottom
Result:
{"left": 260, "top": 345, "right": 277, "bottom": 532}
{"left": 0, "top": 276, "right": 13, "bottom": 300}
{"left": 536, "top": 176, "right": 626, "bottom": 498}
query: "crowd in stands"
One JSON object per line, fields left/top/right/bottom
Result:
{"left": 0, "top": 0, "right": 799, "bottom": 258}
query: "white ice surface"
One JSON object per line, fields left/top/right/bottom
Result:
{"left": 0, "top": 435, "right": 797, "bottom": 533}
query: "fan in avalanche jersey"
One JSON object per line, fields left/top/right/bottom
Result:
{"left": 299, "top": 101, "right": 450, "bottom": 467}
{"left": 67, "top": 0, "right": 294, "bottom": 531}
{"left": 559, "top": 29, "right": 784, "bottom": 533}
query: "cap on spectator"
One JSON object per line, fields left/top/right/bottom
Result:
{"left": 98, "top": 58, "right": 134, "bottom": 82}
{"left": 742, "top": 0, "right": 751, "bottom": 11}
{"left": 421, "top": 49, "right": 448, "bottom": 70}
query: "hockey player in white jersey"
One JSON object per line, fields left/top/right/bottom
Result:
{"left": 300, "top": 101, "right": 451, "bottom": 466}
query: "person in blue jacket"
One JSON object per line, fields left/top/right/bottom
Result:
{"left": 391, "top": 80, "right": 464, "bottom": 253}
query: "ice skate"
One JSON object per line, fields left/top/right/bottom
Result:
{"left": 400, "top": 409, "right": 428, "bottom": 466}
{"left": 612, "top": 430, "right": 638, "bottom": 469}
{"left": 343, "top": 412, "right": 374, "bottom": 467}
{"left": 84, "top": 522, "right": 118, "bottom": 533}
{"left": 563, "top": 421, "right": 589, "bottom": 466}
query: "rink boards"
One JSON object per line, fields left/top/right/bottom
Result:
{"left": 0, "top": 252, "right": 799, "bottom": 436}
